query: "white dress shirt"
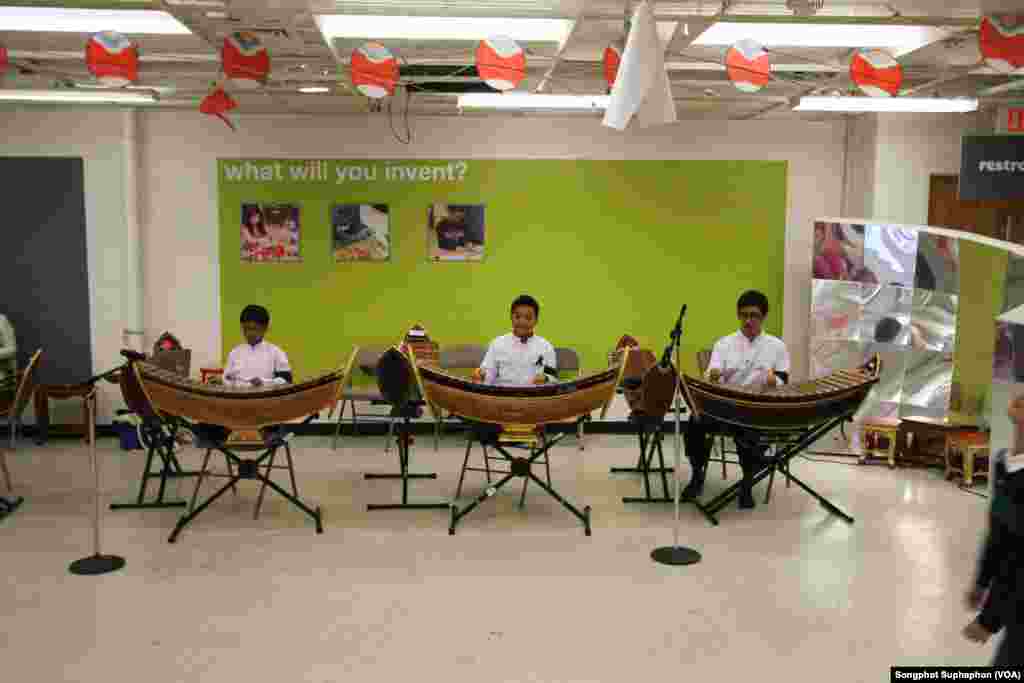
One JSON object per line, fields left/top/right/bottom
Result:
{"left": 706, "top": 330, "right": 790, "bottom": 387}
{"left": 223, "top": 340, "right": 291, "bottom": 386}
{"left": 480, "top": 333, "right": 557, "bottom": 387}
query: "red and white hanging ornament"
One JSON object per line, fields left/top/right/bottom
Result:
{"left": 849, "top": 49, "right": 903, "bottom": 97}
{"left": 200, "top": 85, "right": 238, "bottom": 131}
{"left": 475, "top": 36, "right": 525, "bottom": 91}
{"left": 603, "top": 42, "right": 622, "bottom": 92}
{"left": 350, "top": 42, "right": 399, "bottom": 98}
{"left": 85, "top": 31, "right": 138, "bottom": 87}
{"left": 725, "top": 39, "right": 770, "bottom": 93}
{"left": 979, "top": 15, "right": 1024, "bottom": 75}
{"left": 222, "top": 31, "right": 270, "bottom": 89}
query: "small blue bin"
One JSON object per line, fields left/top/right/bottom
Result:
{"left": 113, "top": 421, "right": 141, "bottom": 451}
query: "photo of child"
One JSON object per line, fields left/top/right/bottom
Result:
{"left": 427, "top": 204, "right": 485, "bottom": 261}
{"left": 332, "top": 204, "right": 390, "bottom": 261}
{"left": 241, "top": 203, "right": 301, "bottom": 263}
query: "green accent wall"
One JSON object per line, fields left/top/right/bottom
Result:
{"left": 952, "top": 241, "right": 1008, "bottom": 417}
{"left": 219, "top": 159, "right": 787, "bottom": 379}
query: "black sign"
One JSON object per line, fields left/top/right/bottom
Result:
{"left": 960, "top": 135, "right": 1024, "bottom": 201}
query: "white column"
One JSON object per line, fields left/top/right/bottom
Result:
{"left": 122, "top": 109, "right": 145, "bottom": 354}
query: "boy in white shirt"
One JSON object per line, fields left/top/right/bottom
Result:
{"left": 473, "top": 295, "right": 557, "bottom": 387}
{"left": 223, "top": 305, "right": 293, "bottom": 387}
{"left": 682, "top": 290, "right": 791, "bottom": 509}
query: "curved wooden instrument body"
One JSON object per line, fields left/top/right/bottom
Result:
{"left": 378, "top": 343, "right": 628, "bottom": 427}
{"left": 134, "top": 359, "right": 350, "bottom": 431}
{"left": 680, "top": 355, "right": 882, "bottom": 432}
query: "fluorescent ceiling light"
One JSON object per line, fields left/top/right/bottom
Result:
{"left": 0, "top": 89, "right": 158, "bottom": 104}
{"left": 315, "top": 15, "right": 571, "bottom": 44}
{"left": 0, "top": 7, "right": 191, "bottom": 34}
{"left": 458, "top": 93, "right": 608, "bottom": 110}
{"left": 693, "top": 22, "right": 951, "bottom": 56}
{"left": 299, "top": 86, "right": 330, "bottom": 94}
{"left": 794, "top": 96, "right": 978, "bottom": 113}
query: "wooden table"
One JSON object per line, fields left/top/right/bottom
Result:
{"left": 33, "top": 383, "right": 94, "bottom": 444}
{"left": 897, "top": 415, "right": 979, "bottom": 468}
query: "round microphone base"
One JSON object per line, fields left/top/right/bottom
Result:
{"left": 651, "top": 545, "right": 702, "bottom": 566}
{"left": 69, "top": 554, "right": 126, "bottom": 576}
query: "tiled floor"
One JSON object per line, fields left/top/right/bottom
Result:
{"left": 0, "top": 431, "right": 996, "bottom": 682}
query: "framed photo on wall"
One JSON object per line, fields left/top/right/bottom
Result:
{"left": 427, "top": 204, "right": 485, "bottom": 261}
{"left": 241, "top": 203, "right": 302, "bottom": 263}
{"left": 332, "top": 204, "right": 390, "bottom": 261}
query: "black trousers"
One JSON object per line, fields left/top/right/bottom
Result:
{"left": 684, "top": 417, "right": 766, "bottom": 484}
{"left": 994, "top": 624, "right": 1023, "bottom": 667}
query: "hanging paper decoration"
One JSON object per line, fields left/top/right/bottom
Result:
{"left": 350, "top": 42, "right": 399, "bottom": 99}
{"left": 222, "top": 31, "right": 270, "bottom": 89}
{"left": 200, "top": 85, "right": 238, "bottom": 131}
{"left": 979, "top": 15, "right": 1024, "bottom": 75}
{"left": 85, "top": 31, "right": 138, "bottom": 87}
{"left": 725, "top": 39, "right": 770, "bottom": 93}
{"left": 850, "top": 49, "right": 903, "bottom": 97}
{"left": 0, "top": 46, "right": 8, "bottom": 72}
{"left": 475, "top": 36, "right": 525, "bottom": 91}
{"left": 603, "top": 43, "right": 622, "bottom": 91}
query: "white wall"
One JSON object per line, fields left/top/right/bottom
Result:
{"left": 842, "top": 114, "right": 877, "bottom": 218}
{"left": 870, "top": 111, "right": 994, "bottom": 225}
{"left": 0, "top": 107, "right": 141, "bottom": 424}
{"left": 1, "top": 105, "right": 994, "bottom": 424}
{"left": 139, "top": 111, "right": 849, "bottom": 383}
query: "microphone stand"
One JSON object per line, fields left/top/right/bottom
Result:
{"left": 651, "top": 305, "right": 702, "bottom": 566}
{"left": 69, "top": 354, "right": 136, "bottom": 576}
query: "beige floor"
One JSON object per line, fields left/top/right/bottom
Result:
{"left": 0, "top": 431, "right": 997, "bottom": 682}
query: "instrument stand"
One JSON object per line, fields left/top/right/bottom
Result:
{"left": 70, "top": 391, "right": 127, "bottom": 576}
{"left": 169, "top": 426, "right": 322, "bottom": 543}
{"left": 621, "top": 414, "right": 673, "bottom": 504}
{"left": 696, "top": 415, "right": 855, "bottom": 526}
{"left": 110, "top": 418, "right": 195, "bottom": 510}
{"left": 0, "top": 494, "right": 24, "bottom": 519}
{"left": 449, "top": 430, "right": 589, "bottom": 535}
{"left": 366, "top": 405, "right": 449, "bottom": 512}
{"left": 651, "top": 305, "right": 703, "bottom": 567}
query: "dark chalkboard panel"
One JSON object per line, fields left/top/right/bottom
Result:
{"left": 0, "top": 157, "right": 92, "bottom": 385}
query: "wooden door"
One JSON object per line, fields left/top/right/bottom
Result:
{"left": 928, "top": 175, "right": 1024, "bottom": 243}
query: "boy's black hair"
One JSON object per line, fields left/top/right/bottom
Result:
{"left": 511, "top": 295, "right": 540, "bottom": 318}
{"left": 240, "top": 305, "right": 270, "bottom": 326}
{"left": 875, "top": 316, "right": 903, "bottom": 343}
{"left": 737, "top": 290, "right": 769, "bottom": 316}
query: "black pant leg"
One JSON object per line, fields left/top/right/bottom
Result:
{"left": 993, "top": 624, "right": 1023, "bottom": 667}
{"left": 735, "top": 430, "right": 768, "bottom": 482}
{"left": 684, "top": 418, "right": 711, "bottom": 473}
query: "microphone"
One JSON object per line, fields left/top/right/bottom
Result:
{"left": 120, "top": 349, "right": 147, "bottom": 362}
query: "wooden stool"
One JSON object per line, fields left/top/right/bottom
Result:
{"left": 944, "top": 431, "right": 990, "bottom": 487}
{"left": 860, "top": 418, "right": 900, "bottom": 468}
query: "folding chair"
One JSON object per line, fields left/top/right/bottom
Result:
{"left": 332, "top": 345, "right": 396, "bottom": 451}
{"left": 435, "top": 344, "right": 487, "bottom": 450}
{"left": 0, "top": 349, "right": 43, "bottom": 518}
{"left": 555, "top": 347, "right": 588, "bottom": 451}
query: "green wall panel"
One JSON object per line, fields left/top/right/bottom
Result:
{"left": 219, "top": 159, "right": 788, "bottom": 379}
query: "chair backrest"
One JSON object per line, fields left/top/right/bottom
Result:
{"left": 555, "top": 347, "right": 581, "bottom": 375}
{"left": 9, "top": 349, "right": 42, "bottom": 420}
{"left": 440, "top": 344, "right": 486, "bottom": 372}
{"left": 354, "top": 345, "right": 389, "bottom": 378}
{"left": 696, "top": 349, "right": 712, "bottom": 375}
{"left": 151, "top": 348, "right": 192, "bottom": 377}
